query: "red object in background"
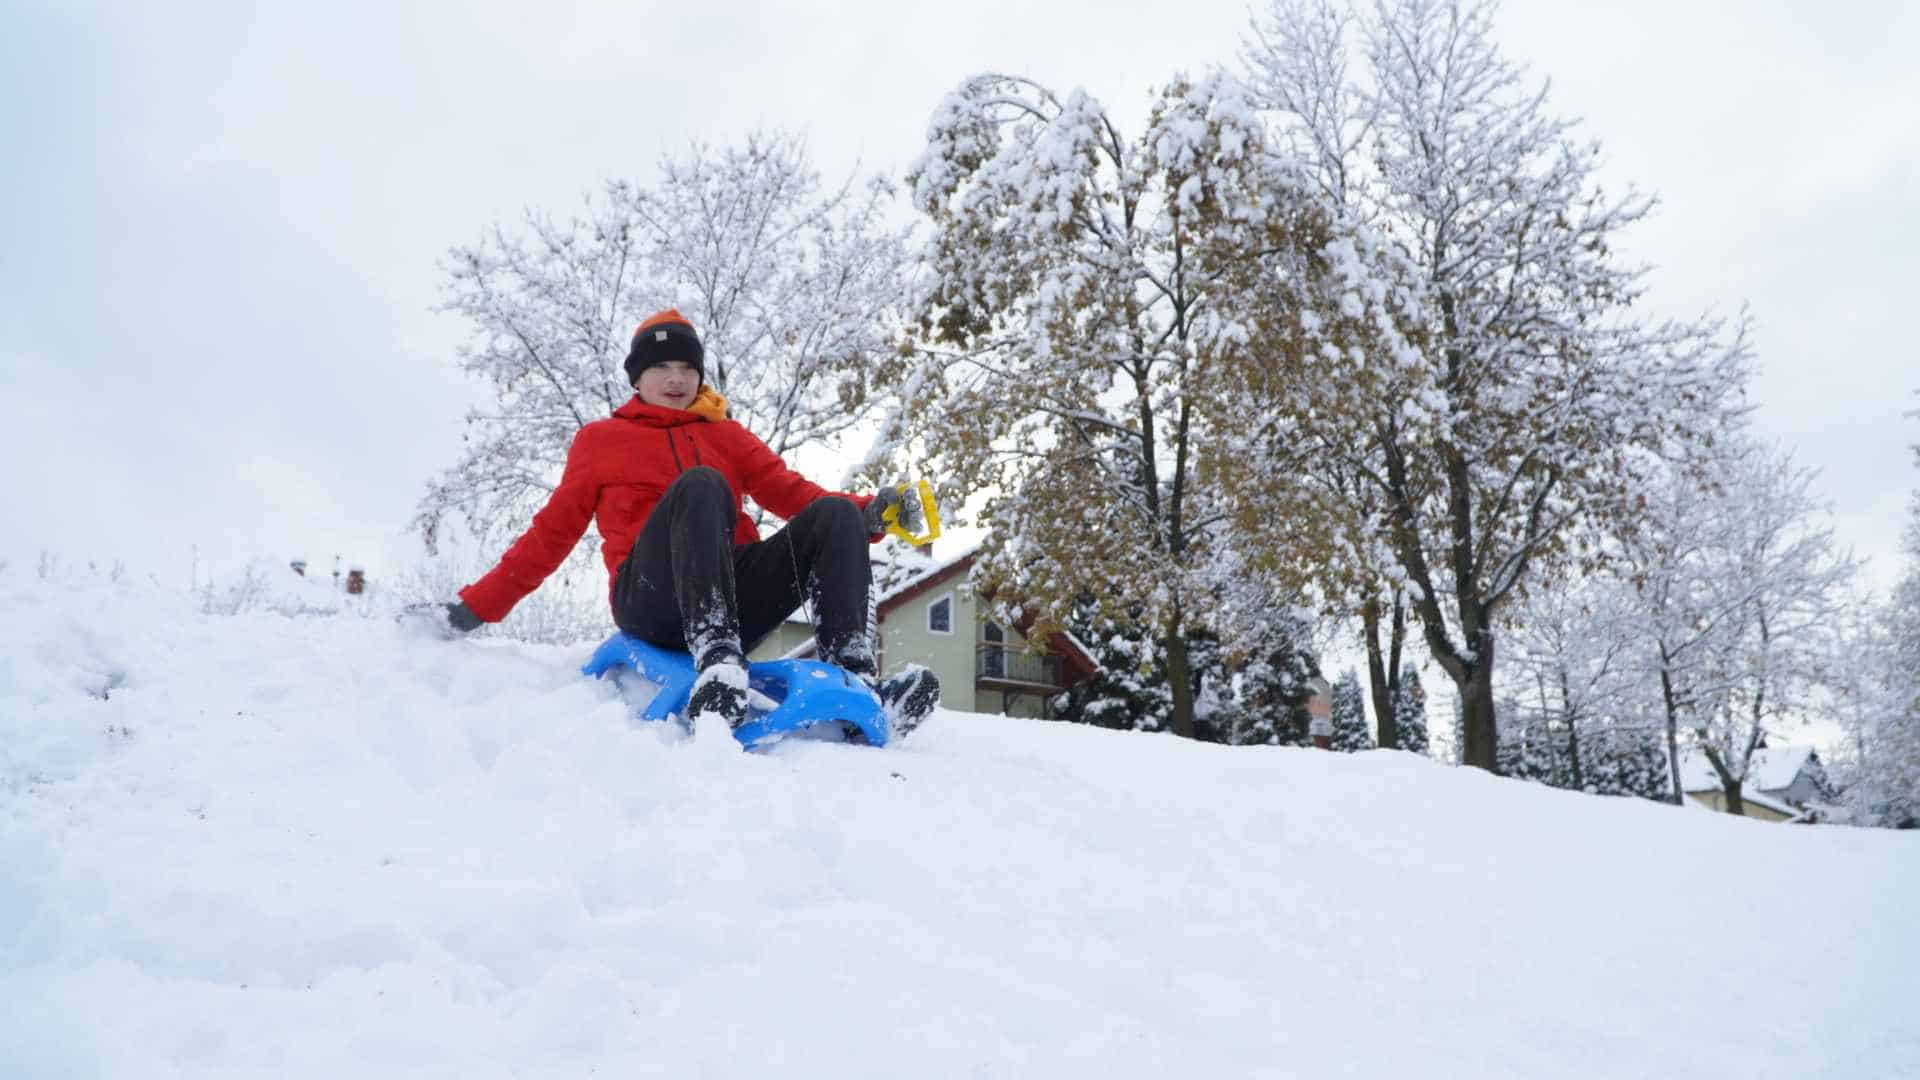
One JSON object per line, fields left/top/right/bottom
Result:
{"left": 1307, "top": 677, "right": 1333, "bottom": 750}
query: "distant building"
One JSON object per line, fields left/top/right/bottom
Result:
{"left": 1677, "top": 746, "right": 1834, "bottom": 822}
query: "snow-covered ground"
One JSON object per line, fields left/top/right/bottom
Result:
{"left": 3, "top": 571, "right": 1915, "bottom": 1079}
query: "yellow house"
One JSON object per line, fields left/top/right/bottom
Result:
{"left": 1676, "top": 749, "right": 1819, "bottom": 823}
{"left": 1684, "top": 787, "right": 1797, "bottom": 822}
{"left": 748, "top": 544, "right": 1097, "bottom": 718}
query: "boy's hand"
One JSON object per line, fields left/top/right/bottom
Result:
{"left": 445, "top": 600, "right": 483, "bottom": 633}
{"left": 400, "top": 600, "right": 482, "bottom": 639}
{"left": 863, "top": 483, "right": 922, "bottom": 536}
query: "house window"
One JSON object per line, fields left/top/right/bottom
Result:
{"left": 982, "top": 621, "right": 1005, "bottom": 678}
{"left": 928, "top": 594, "right": 953, "bottom": 635}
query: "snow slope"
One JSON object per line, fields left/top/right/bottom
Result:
{"left": 3, "top": 572, "right": 1915, "bottom": 1079}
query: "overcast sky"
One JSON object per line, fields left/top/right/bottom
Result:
{"left": 4, "top": 0, "right": 1915, "bottom": 595}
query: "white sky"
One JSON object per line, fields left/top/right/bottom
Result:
{"left": 4, "top": 0, "right": 1916, "bottom": 597}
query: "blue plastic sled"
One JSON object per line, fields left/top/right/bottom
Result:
{"left": 581, "top": 632, "right": 888, "bottom": 749}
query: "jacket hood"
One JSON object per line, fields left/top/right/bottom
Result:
{"left": 613, "top": 386, "right": 731, "bottom": 426}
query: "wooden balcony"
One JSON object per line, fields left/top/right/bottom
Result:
{"left": 976, "top": 646, "right": 1065, "bottom": 690}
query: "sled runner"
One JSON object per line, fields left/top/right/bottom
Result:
{"left": 581, "top": 633, "right": 889, "bottom": 748}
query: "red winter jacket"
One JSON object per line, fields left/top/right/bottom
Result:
{"left": 458, "top": 388, "right": 870, "bottom": 623}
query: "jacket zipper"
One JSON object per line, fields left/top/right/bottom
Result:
{"left": 664, "top": 429, "right": 685, "bottom": 474}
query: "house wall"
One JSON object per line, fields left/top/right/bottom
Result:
{"left": 971, "top": 621, "right": 1060, "bottom": 720}
{"left": 745, "top": 573, "right": 1067, "bottom": 721}
{"left": 878, "top": 582, "right": 982, "bottom": 713}
{"left": 747, "top": 620, "right": 815, "bottom": 663}
{"left": 1685, "top": 790, "right": 1793, "bottom": 822}
{"left": 977, "top": 683, "right": 1054, "bottom": 720}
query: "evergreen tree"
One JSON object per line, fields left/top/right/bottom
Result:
{"left": 1451, "top": 698, "right": 1466, "bottom": 765}
{"left": 1578, "top": 725, "right": 1672, "bottom": 801}
{"left": 1231, "top": 648, "right": 1316, "bottom": 747}
{"left": 1330, "top": 669, "right": 1374, "bottom": 752}
{"left": 1213, "top": 589, "right": 1321, "bottom": 746}
{"left": 1497, "top": 712, "right": 1670, "bottom": 800}
{"left": 1052, "top": 601, "right": 1172, "bottom": 732}
{"left": 1394, "top": 665, "right": 1430, "bottom": 756}
{"left": 1052, "top": 592, "right": 1321, "bottom": 745}
{"left": 1498, "top": 708, "right": 1573, "bottom": 787}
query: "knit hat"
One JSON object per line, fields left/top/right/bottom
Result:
{"left": 625, "top": 309, "right": 705, "bottom": 387}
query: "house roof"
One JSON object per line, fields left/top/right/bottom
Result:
{"left": 1748, "top": 746, "right": 1816, "bottom": 792}
{"left": 1678, "top": 747, "right": 1816, "bottom": 795}
{"left": 875, "top": 542, "right": 980, "bottom": 617}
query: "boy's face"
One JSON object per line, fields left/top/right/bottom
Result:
{"left": 634, "top": 360, "right": 699, "bottom": 408}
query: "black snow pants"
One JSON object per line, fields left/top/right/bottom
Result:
{"left": 610, "top": 466, "right": 874, "bottom": 674}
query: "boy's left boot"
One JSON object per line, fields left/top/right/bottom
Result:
{"left": 868, "top": 664, "right": 940, "bottom": 740}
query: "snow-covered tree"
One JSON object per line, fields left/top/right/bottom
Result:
{"left": 1215, "top": 597, "right": 1324, "bottom": 746}
{"left": 1052, "top": 601, "right": 1174, "bottom": 732}
{"left": 1362, "top": 586, "right": 1411, "bottom": 749}
{"left": 1394, "top": 663, "right": 1430, "bottom": 756}
{"left": 1186, "top": 536, "right": 1326, "bottom": 745}
{"left": 1233, "top": 0, "right": 1751, "bottom": 771}
{"left": 1834, "top": 413, "right": 1920, "bottom": 826}
{"left": 1687, "top": 449, "right": 1854, "bottom": 815}
{"left": 1497, "top": 700, "right": 1571, "bottom": 787}
{"left": 1051, "top": 595, "right": 1318, "bottom": 746}
{"left": 1227, "top": 653, "right": 1312, "bottom": 746}
{"left": 417, "top": 131, "right": 911, "bottom": 550}
{"left": 1835, "top": 600, "right": 1920, "bottom": 828}
{"left": 1051, "top": 602, "right": 1241, "bottom": 738}
{"left": 901, "top": 72, "right": 1337, "bottom": 738}
{"left": 1330, "top": 669, "right": 1374, "bottom": 752}
{"left": 1623, "top": 441, "right": 1856, "bottom": 811}
{"left": 1449, "top": 698, "right": 1466, "bottom": 765}
{"left": 1501, "top": 572, "right": 1666, "bottom": 797}
{"left": 1620, "top": 464, "right": 1734, "bottom": 804}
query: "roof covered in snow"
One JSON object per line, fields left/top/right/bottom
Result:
{"left": 1678, "top": 746, "right": 1816, "bottom": 795}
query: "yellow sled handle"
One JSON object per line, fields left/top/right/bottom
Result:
{"left": 882, "top": 480, "right": 943, "bottom": 546}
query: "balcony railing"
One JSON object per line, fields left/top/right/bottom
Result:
{"left": 977, "top": 646, "right": 1063, "bottom": 688}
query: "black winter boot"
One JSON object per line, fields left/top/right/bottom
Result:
{"left": 686, "top": 661, "right": 750, "bottom": 731}
{"left": 870, "top": 664, "right": 940, "bottom": 739}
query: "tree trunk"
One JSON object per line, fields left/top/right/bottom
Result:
{"left": 1363, "top": 593, "right": 1406, "bottom": 750}
{"left": 1402, "top": 591, "right": 1500, "bottom": 772}
{"left": 1702, "top": 747, "right": 1749, "bottom": 817}
{"left": 1657, "top": 645, "right": 1685, "bottom": 806}
{"left": 1561, "top": 671, "right": 1583, "bottom": 791}
{"left": 1721, "top": 779, "right": 1746, "bottom": 817}
{"left": 1458, "top": 660, "right": 1498, "bottom": 771}
{"left": 1165, "top": 621, "right": 1196, "bottom": 739}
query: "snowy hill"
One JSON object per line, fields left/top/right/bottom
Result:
{"left": 3, "top": 573, "right": 1915, "bottom": 1079}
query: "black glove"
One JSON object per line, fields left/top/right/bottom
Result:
{"left": 862, "top": 483, "right": 922, "bottom": 536}
{"left": 445, "top": 600, "right": 483, "bottom": 633}
{"left": 400, "top": 600, "right": 483, "bottom": 639}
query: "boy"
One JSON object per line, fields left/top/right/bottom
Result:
{"left": 429, "top": 309, "right": 937, "bottom": 736}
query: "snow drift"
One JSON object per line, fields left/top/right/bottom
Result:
{"left": 2, "top": 571, "right": 1914, "bottom": 1078}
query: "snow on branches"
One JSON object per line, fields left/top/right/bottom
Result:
{"left": 898, "top": 71, "right": 1333, "bottom": 737}
{"left": 1625, "top": 441, "right": 1860, "bottom": 811}
{"left": 1232, "top": 0, "right": 1753, "bottom": 770}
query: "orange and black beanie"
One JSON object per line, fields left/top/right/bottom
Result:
{"left": 625, "top": 309, "right": 705, "bottom": 386}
